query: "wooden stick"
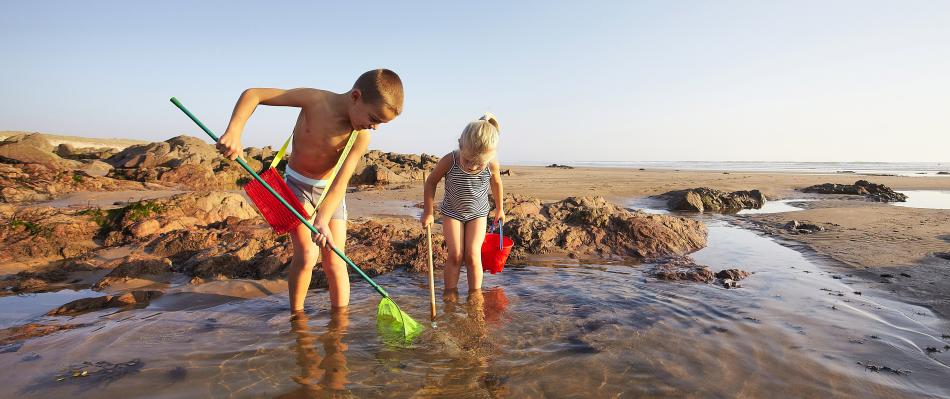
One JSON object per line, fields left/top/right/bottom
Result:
{"left": 427, "top": 224, "right": 437, "bottom": 321}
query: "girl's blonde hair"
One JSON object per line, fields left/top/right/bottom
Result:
{"left": 459, "top": 112, "right": 500, "bottom": 155}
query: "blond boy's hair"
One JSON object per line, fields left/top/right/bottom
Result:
{"left": 460, "top": 112, "right": 500, "bottom": 155}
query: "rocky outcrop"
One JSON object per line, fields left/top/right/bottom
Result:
{"left": 546, "top": 164, "right": 573, "bottom": 169}
{"left": 46, "top": 291, "right": 163, "bottom": 315}
{"left": 0, "top": 161, "right": 147, "bottom": 204}
{"left": 501, "top": 195, "right": 708, "bottom": 259}
{"left": 0, "top": 206, "right": 101, "bottom": 262}
{"left": 94, "top": 191, "right": 259, "bottom": 245}
{"left": 351, "top": 150, "right": 439, "bottom": 185}
{"left": 801, "top": 180, "right": 907, "bottom": 202}
{"left": 106, "top": 135, "right": 262, "bottom": 189}
{"left": 661, "top": 187, "right": 765, "bottom": 213}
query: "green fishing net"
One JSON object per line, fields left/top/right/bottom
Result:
{"left": 377, "top": 297, "right": 424, "bottom": 344}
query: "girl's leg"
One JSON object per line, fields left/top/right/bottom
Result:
{"left": 462, "top": 216, "right": 487, "bottom": 291}
{"left": 288, "top": 223, "right": 321, "bottom": 313}
{"left": 442, "top": 216, "right": 464, "bottom": 294}
{"left": 321, "top": 219, "right": 349, "bottom": 308}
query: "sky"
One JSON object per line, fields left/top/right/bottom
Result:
{"left": 1, "top": 1, "right": 948, "bottom": 163}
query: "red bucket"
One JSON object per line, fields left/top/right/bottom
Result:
{"left": 243, "top": 168, "right": 310, "bottom": 234}
{"left": 481, "top": 232, "right": 513, "bottom": 274}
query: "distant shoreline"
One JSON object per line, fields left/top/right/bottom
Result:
{"left": 0, "top": 131, "right": 149, "bottom": 151}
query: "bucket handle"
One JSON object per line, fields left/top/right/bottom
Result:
{"left": 488, "top": 218, "right": 504, "bottom": 250}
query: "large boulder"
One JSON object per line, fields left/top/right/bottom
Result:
{"left": 661, "top": 187, "right": 765, "bottom": 213}
{"left": 802, "top": 180, "right": 907, "bottom": 202}
{"left": 351, "top": 150, "right": 439, "bottom": 185}
{"left": 0, "top": 133, "right": 78, "bottom": 169}
{"left": 502, "top": 195, "right": 708, "bottom": 259}
{"left": 106, "top": 135, "right": 261, "bottom": 189}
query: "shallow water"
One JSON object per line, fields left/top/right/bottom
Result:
{"left": 0, "top": 289, "right": 99, "bottom": 329}
{"left": 894, "top": 190, "right": 950, "bottom": 210}
{"left": 625, "top": 197, "right": 813, "bottom": 215}
{"left": 2, "top": 222, "right": 950, "bottom": 397}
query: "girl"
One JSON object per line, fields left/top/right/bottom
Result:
{"left": 422, "top": 113, "right": 504, "bottom": 294}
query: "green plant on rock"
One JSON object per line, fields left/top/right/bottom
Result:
{"left": 11, "top": 219, "right": 47, "bottom": 236}
{"left": 121, "top": 200, "right": 166, "bottom": 222}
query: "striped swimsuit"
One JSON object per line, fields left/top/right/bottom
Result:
{"left": 440, "top": 151, "right": 492, "bottom": 223}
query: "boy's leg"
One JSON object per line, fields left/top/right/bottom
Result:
{"left": 321, "top": 219, "right": 349, "bottom": 308}
{"left": 288, "top": 223, "right": 321, "bottom": 313}
{"left": 442, "top": 216, "right": 464, "bottom": 293}
{"left": 462, "top": 217, "right": 487, "bottom": 291}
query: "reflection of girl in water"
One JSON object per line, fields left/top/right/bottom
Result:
{"left": 279, "top": 310, "right": 352, "bottom": 399}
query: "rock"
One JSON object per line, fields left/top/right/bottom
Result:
{"left": 93, "top": 256, "right": 173, "bottom": 290}
{"left": 46, "top": 291, "right": 163, "bottom": 316}
{"left": 350, "top": 150, "right": 439, "bottom": 185}
{"left": 502, "top": 195, "right": 708, "bottom": 259}
{"left": 0, "top": 133, "right": 77, "bottom": 169}
{"left": 55, "top": 143, "right": 118, "bottom": 160}
{"left": 715, "top": 269, "right": 751, "bottom": 281}
{"left": 130, "top": 219, "right": 161, "bottom": 238}
{"left": 99, "top": 191, "right": 260, "bottom": 244}
{"left": 938, "top": 171, "right": 950, "bottom": 175}
{"left": 801, "top": 180, "right": 907, "bottom": 202}
{"left": 0, "top": 163, "right": 146, "bottom": 203}
{"left": 783, "top": 220, "right": 824, "bottom": 234}
{"left": 78, "top": 159, "right": 114, "bottom": 176}
{"left": 3, "top": 133, "right": 55, "bottom": 152}
{"left": 650, "top": 257, "right": 751, "bottom": 288}
{"left": 0, "top": 206, "right": 101, "bottom": 262}
{"left": 106, "top": 135, "right": 260, "bottom": 189}
{"left": 649, "top": 257, "right": 715, "bottom": 283}
{"left": 546, "top": 164, "right": 573, "bottom": 169}
{"left": 661, "top": 187, "right": 765, "bottom": 213}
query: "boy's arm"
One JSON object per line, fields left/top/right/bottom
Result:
{"left": 217, "top": 88, "right": 322, "bottom": 160}
{"left": 422, "top": 154, "right": 453, "bottom": 224}
{"left": 489, "top": 159, "right": 505, "bottom": 225}
{"left": 314, "top": 132, "right": 372, "bottom": 233}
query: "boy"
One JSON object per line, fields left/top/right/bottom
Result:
{"left": 216, "top": 69, "right": 404, "bottom": 313}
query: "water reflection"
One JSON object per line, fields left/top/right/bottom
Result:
{"left": 279, "top": 309, "right": 351, "bottom": 399}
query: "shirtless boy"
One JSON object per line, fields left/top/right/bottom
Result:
{"left": 216, "top": 69, "right": 404, "bottom": 313}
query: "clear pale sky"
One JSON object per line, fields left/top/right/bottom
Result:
{"left": 2, "top": 1, "right": 948, "bottom": 163}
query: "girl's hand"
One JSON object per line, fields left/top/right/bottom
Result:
{"left": 420, "top": 211, "right": 434, "bottom": 228}
{"left": 492, "top": 210, "right": 505, "bottom": 227}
